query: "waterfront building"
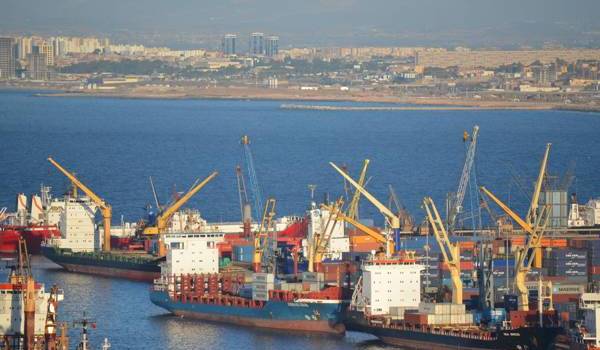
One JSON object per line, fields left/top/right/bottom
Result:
{"left": 221, "top": 34, "right": 237, "bottom": 56}
{"left": 264, "top": 36, "right": 279, "bottom": 57}
{"left": 249, "top": 32, "right": 264, "bottom": 56}
{"left": 0, "top": 37, "right": 16, "bottom": 79}
{"left": 27, "top": 46, "right": 49, "bottom": 80}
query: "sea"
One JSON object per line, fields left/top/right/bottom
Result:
{"left": 1, "top": 89, "right": 600, "bottom": 349}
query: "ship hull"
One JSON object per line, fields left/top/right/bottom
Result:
{"left": 42, "top": 246, "right": 160, "bottom": 282}
{"left": 150, "top": 290, "right": 346, "bottom": 334}
{"left": 345, "top": 311, "right": 564, "bottom": 350}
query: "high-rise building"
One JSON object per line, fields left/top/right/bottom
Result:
{"left": 38, "top": 42, "right": 54, "bottom": 66}
{"left": 17, "top": 37, "right": 32, "bottom": 60}
{"left": 0, "top": 37, "right": 16, "bottom": 79}
{"left": 264, "top": 36, "right": 279, "bottom": 57}
{"left": 28, "top": 45, "right": 49, "bottom": 80}
{"left": 221, "top": 34, "right": 237, "bottom": 56}
{"left": 249, "top": 32, "right": 264, "bottom": 56}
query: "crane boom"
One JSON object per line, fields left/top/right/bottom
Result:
{"left": 330, "top": 162, "right": 399, "bottom": 228}
{"left": 423, "top": 197, "right": 462, "bottom": 304}
{"left": 328, "top": 206, "right": 395, "bottom": 255}
{"left": 48, "top": 157, "right": 112, "bottom": 252}
{"left": 448, "top": 125, "right": 479, "bottom": 232}
{"left": 527, "top": 143, "right": 552, "bottom": 226}
{"left": 241, "top": 135, "right": 263, "bottom": 221}
{"left": 310, "top": 198, "right": 344, "bottom": 271}
{"left": 144, "top": 171, "right": 218, "bottom": 234}
{"left": 253, "top": 198, "right": 276, "bottom": 272}
{"left": 347, "top": 160, "right": 370, "bottom": 221}
{"left": 480, "top": 186, "right": 550, "bottom": 311}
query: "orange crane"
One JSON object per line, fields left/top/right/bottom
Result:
{"left": 48, "top": 157, "right": 113, "bottom": 252}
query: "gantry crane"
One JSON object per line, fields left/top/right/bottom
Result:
{"left": 447, "top": 125, "right": 479, "bottom": 232}
{"left": 253, "top": 198, "right": 276, "bottom": 273}
{"left": 236, "top": 165, "right": 253, "bottom": 237}
{"left": 241, "top": 135, "right": 263, "bottom": 221}
{"left": 308, "top": 198, "right": 345, "bottom": 272}
{"left": 330, "top": 162, "right": 400, "bottom": 255}
{"left": 48, "top": 157, "right": 113, "bottom": 252}
{"left": 423, "top": 197, "right": 463, "bottom": 304}
{"left": 347, "top": 160, "right": 370, "bottom": 221}
{"left": 480, "top": 186, "right": 550, "bottom": 311}
{"left": 143, "top": 171, "right": 218, "bottom": 235}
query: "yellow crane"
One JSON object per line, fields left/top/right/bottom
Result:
{"left": 326, "top": 204, "right": 394, "bottom": 255}
{"left": 422, "top": 197, "right": 462, "bottom": 304}
{"left": 253, "top": 198, "right": 276, "bottom": 272}
{"left": 330, "top": 162, "right": 400, "bottom": 255}
{"left": 480, "top": 186, "right": 550, "bottom": 311}
{"left": 143, "top": 171, "right": 218, "bottom": 235}
{"left": 308, "top": 198, "right": 345, "bottom": 272}
{"left": 347, "top": 159, "right": 370, "bottom": 221}
{"left": 48, "top": 157, "right": 113, "bottom": 252}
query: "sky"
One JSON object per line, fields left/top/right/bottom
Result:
{"left": 3, "top": 0, "right": 600, "bottom": 48}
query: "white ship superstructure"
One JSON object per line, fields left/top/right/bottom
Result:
{"left": 569, "top": 199, "right": 600, "bottom": 227}
{"left": 162, "top": 232, "right": 225, "bottom": 276}
{"left": 46, "top": 196, "right": 100, "bottom": 252}
{"left": 353, "top": 254, "right": 423, "bottom": 316}
{"left": 303, "top": 204, "right": 349, "bottom": 260}
{"left": 0, "top": 281, "right": 63, "bottom": 336}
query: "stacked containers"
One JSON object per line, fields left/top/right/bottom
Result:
{"left": 543, "top": 248, "right": 587, "bottom": 280}
{"left": 416, "top": 302, "right": 474, "bottom": 325}
{"left": 252, "top": 273, "right": 274, "bottom": 301}
{"left": 587, "top": 240, "right": 600, "bottom": 283}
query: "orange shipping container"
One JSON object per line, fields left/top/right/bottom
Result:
{"left": 440, "top": 261, "right": 475, "bottom": 271}
{"left": 350, "top": 235, "right": 378, "bottom": 245}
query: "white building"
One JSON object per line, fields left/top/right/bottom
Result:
{"left": 361, "top": 260, "right": 423, "bottom": 315}
{"left": 162, "top": 232, "right": 224, "bottom": 276}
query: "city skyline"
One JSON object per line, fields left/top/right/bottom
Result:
{"left": 2, "top": 0, "right": 600, "bottom": 49}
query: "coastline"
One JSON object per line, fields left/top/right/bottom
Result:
{"left": 5, "top": 84, "right": 598, "bottom": 113}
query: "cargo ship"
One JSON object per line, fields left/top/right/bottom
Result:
{"left": 41, "top": 245, "right": 162, "bottom": 282}
{"left": 343, "top": 252, "right": 566, "bottom": 350}
{"left": 150, "top": 232, "right": 348, "bottom": 334}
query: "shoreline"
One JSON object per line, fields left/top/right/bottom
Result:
{"left": 5, "top": 85, "right": 599, "bottom": 113}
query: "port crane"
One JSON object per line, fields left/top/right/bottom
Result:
{"left": 423, "top": 197, "right": 463, "bottom": 304}
{"left": 330, "top": 162, "right": 401, "bottom": 254}
{"left": 241, "top": 135, "right": 263, "bottom": 221}
{"left": 48, "top": 157, "right": 113, "bottom": 252}
{"left": 478, "top": 142, "right": 553, "bottom": 311}
{"left": 346, "top": 160, "right": 370, "bottom": 221}
{"left": 308, "top": 198, "right": 345, "bottom": 272}
{"left": 447, "top": 125, "right": 479, "bottom": 232}
{"left": 388, "top": 184, "right": 414, "bottom": 232}
{"left": 143, "top": 171, "right": 218, "bottom": 235}
{"left": 480, "top": 186, "right": 550, "bottom": 311}
{"left": 253, "top": 198, "right": 276, "bottom": 273}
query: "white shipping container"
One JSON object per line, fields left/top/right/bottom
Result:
{"left": 253, "top": 273, "right": 275, "bottom": 283}
{"left": 252, "top": 291, "right": 269, "bottom": 301}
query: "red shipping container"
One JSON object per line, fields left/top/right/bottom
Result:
{"left": 440, "top": 261, "right": 474, "bottom": 271}
{"left": 405, "top": 312, "right": 428, "bottom": 325}
{"left": 590, "top": 266, "right": 600, "bottom": 275}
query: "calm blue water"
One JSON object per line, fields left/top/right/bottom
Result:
{"left": 1, "top": 90, "right": 600, "bottom": 349}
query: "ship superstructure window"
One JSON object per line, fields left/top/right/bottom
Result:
{"left": 171, "top": 242, "right": 184, "bottom": 250}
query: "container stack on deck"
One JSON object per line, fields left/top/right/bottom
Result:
{"left": 404, "top": 302, "right": 474, "bottom": 326}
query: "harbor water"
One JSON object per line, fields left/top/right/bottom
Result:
{"left": 2, "top": 90, "right": 600, "bottom": 348}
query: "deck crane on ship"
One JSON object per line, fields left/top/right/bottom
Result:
{"left": 308, "top": 198, "right": 345, "bottom": 272}
{"left": 48, "top": 157, "right": 113, "bottom": 252}
{"left": 480, "top": 143, "right": 553, "bottom": 312}
{"left": 253, "top": 198, "right": 276, "bottom": 273}
{"left": 330, "top": 161, "right": 400, "bottom": 255}
{"left": 143, "top": 172, "right": 218, "bottom": 255}
{"left": 423, "top": 196, "right": 463, "bottom": 304}
{"left": 346, "top": 160, "right": 369, "bottom": 221}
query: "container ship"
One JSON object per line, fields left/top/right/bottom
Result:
{"left": 343, "top": 252, "right": 566, "bottom": 350}
{"left": 150, "top": 231, "right": 348, "bottom": 334}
